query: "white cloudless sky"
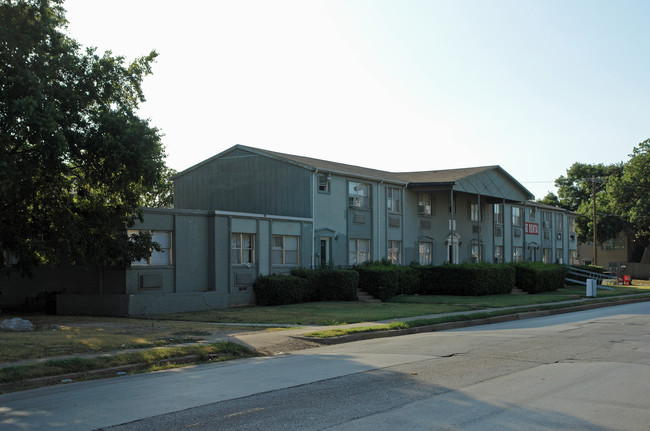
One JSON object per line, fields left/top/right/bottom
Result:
{"left": 62, "top": 0, "right": 650, "bottom": 200}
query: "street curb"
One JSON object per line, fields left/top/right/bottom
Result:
{"left": 0, "top": 355, "right": 201, "bottom": 393}
{"left": 295, "top": 296, "right": 650, "bottom": 345}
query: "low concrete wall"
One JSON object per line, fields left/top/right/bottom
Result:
{"left": 622, "top": 262, "right": 650, "bottom": 279}
{"left": 57, "top": 292, "right": 230, "bottom": 316}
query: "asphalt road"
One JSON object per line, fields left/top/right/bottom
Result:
{"left": 1, "top": 302, "right": 649, "bottom": 430}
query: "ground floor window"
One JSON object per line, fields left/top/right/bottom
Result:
{"left": 388, "top": 240, "right": 401, "bottom": 264}
{"left": 419, "top": 242, "right": 432, "bottom": 265}
{"left": 471, "top": 244, "right": 482, "bottom": 263}
{"left": 128, "top": 230, "right": 172, "bottom": 265}
{"left": 349, "top": 238, "right": 370, "bottom": 265}
{"left": 543, "top": 248, "right": 552, "bottom": 264}
{"left": 555, "top": 248, "right": 563, "bottom": 264}
{"left": 569, "top": 250, "right": 578, "bottom": 265}
{"left": 232, "top": 233, "right": 255, "bottom": 265}
{"left": 494, "top": 245, "right": 503, "bottom": 264}
{"left": 512, "top": 246, "right": 523, "bottom": 262}
{"left": 272, "top": 235, "right": 299, "bottom": 265}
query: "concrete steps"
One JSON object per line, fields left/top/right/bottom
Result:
{"left": 356, "top": 288, "right": 381, "bottom": 303}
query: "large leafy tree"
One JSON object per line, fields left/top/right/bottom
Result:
{"left": 608, "top": 139, "right": 650, "bottom": 254}
{"left": 1, "top": 0, "right": 167, "bottom": 274}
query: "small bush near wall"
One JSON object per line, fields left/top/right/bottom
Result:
{"left": 511, "top": 262, "right": 567, "bottom": 293}
{"left": 418, "top": 264, "right": 515, "bottom": 296}
{"left": 253, "top": 275, "right": 311, "bottom": 306}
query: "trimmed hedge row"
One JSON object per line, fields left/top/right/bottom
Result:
{"left": 511, "top": 262, "right": 567, "bottom": 293}
{"left": 254, "top": 261, "right": 568, "bottom": 306}
{"left": 253, "top": 269, "right": 358, "bottom": 306}
{"left": 416, "top": 263, "right": 515, "bottom": 296}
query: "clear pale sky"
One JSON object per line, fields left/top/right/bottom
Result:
{"left": 62, "top": 0, "right": 650, "bottom": 200}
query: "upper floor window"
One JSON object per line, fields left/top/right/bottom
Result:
{"left": 232, "top": 233, "right": 255, "bottom": 265}
{"left": 494, "top": 204, "right": 504, "bottom": 225}
{"left": 568, "top": 216, "right": 575, "bottom": 232}
{"left": 318, "top": 174, "right": 330, "bottom": 193}
{"left": 386, "top": 187, "right": 402, "bottom": 213}
{"left": 602, "top": 236, "right": 625, "bottom": 250}
{"left": 512, "top": 207, "right": 523, "bottom": 226}
{"left": 470, "top": 203, "right": 481, "bottom": 223}
{"left": 529, "top": 207, "right": 536, "bottom": 220}
{"left": 542, "top": 212, "right": 552, "bottom": 228}
{"left": 349, "top": 182, "right": 370, "bottom": 209}
{"left": 129, "top": 230, "right": 172, "bottom": 266}
{"left": 418, "top": 192, "right": 433, "bottom": 216}
{"left": 272, "top": 235, "right": 299, "bottom": 265}
{"left": 556, "top": 213, "right": 564, "bottom": 230}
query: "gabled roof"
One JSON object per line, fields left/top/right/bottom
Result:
{"left": 175, "top": 145, "right": 534, "bottom": 201}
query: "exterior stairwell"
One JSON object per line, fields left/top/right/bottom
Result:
{"left": 356, "top": 288, "right": 381, "bottom": 303}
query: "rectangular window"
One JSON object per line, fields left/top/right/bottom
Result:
{"left": 512, "top": 207, "right": 523, "bottom": 226}
{"left": 570, "top": 250, "right": 578, "bottom": 264}
{"left": 543, "top": 248, "right": 552, "bottom": 264}
{"left": 556, "top": 214, "right": 564, "bottom": 230}
{"left": 529, "top": 207, "right": 536, "bottom": 220}
{"left": 232, "top": 233, "right": 255, "bottom": 265}
{"left": 471, "top": 244, "right": 482, "bottom": 263}
{"left": 602, "top": 236, "right": 625, "bottom": 250}
{"left": 513, "top": 246, "right": 524, "bottom": 262}
{"left": 494, "top": 245, "right": 504, "bottom": 263}
{"left": 129, "top": 230, "right": 172, "bottom": 265}
{"left": 418, "top": 192, "right": 433, "bottom": 216}
{"left": 494, "top": 204, "right": 504, "bottom": 225}
{"left": 556, "top": 248, "right": 563, "bottom": 264}
{"left": 318, "top": 174, "right": 330, "bottom": 193}
{"left": 418, "top": 242, "right": 432, "bottom": 265}
{"left": 543, "top": 212, "right": 552, "bottom": 228}
{"left": 349, "top": 239, "right": 370, "bottom": 265}
{"left": 349, "top": 182, "right": 370, "bottom": 209}
{"left": 388, "top": 240, "right": 401, "bottom": 264}
{"left": 568, "top": 216, "right": 575, "bottom": 232}
{"left": 272, "top": 235, "right": 299, "bottom": 265}
{"left": 387, "top": 187, "right": 402, "bottom": 212}
{"left": 470, "top": 203, "right": 481, "bottom": 223}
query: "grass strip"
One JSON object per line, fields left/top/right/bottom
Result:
{"left": 302, "top": 295, "right": 650, "bottom": 339}
{"left": 0, "top": 341, "right": 257, "bottom": 385}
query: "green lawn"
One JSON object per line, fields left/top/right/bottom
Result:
{"left": 159, "top": 285, "right": 650, "bottom": 326}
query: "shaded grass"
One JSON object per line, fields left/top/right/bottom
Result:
{"left": 0, "top": 342, "right": 257, "bottom": 386}
{"left": 0, "top": 315, "right": 249, "bottom": 363}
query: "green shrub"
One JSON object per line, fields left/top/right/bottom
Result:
{"left": 253, "top": 275, "right": 312, "bottom": 306}
{"left": 417, "top": 263, "right": 514, "bottom": 296}
{"left": 511, "top": 262, "right": 567, "bottom": 293}
{"left": 355, "top": 265, "right": 401, "bottom": 301}
{"left": 291, "top": 268, "right": 359, "bottom": 301}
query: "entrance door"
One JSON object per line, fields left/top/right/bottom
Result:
{"left": 320, "top": 237, "right": 330, "bottom": 267}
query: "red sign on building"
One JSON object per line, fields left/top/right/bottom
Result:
{"left": 525, "top": 222, "right": 539, "bottom": 235}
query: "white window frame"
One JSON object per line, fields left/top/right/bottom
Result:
{"left": 318, "top": 174, "right": 330, "bottom": 193}
{"left": 512, "top": 207, "right": 523, "bottom": 227}
{"left": 128, "top": 230, "right": 172, "bottom": 266}
{"left": 494, "top": 204, "right": 504, "bottom": 225}
{"left": 388, "top": 240, "right": 401, "bottom": 264}
{"left": 349, "top": 238, "right": 370, "bottom": 265}
{"left": 471, "top": 244, "right": 482, "bottom": 263}
{"left": 349, "top": 182, "right": 370, "bottom": 210}
{"left": 543, "top": 248, "right": 552, "bottom": 264}
{"left": 556, "top": 213, "right": 564, "bottom": 230}
{"left": 232, "top": 233, "right": 255, "bottom": 265}
{"left": 494, "top": 245, "right": 504, "bottom": 264}
{"left": 418, "top": 192, "right": 433, "bottom": 216}
{"left": 470, "top": 203, "right": 481, "bottom": 223}
{"left": 513, "top": 246, "right": 524, "bottom": 262}
{"left": 418, "top": 242, "right": 433, "bottom": 265}
{"left": 272, "top": 235, "right": 300, "bottom": 265}
{"left": 387, "top": 187, "right": 402, "bottom": 213}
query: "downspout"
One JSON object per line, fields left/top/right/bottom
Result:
{"left": 450, "top": 187, "right": 455, "bottom": 263}
{"left": 312, "top": 169, "right": 317, "bottom": 268}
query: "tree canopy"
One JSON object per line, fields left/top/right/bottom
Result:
{"left": 541, "top": 139, "right": 650, "bottom": 256}
{"left": 1, "top": 0, "right": 169, "bottom": 274}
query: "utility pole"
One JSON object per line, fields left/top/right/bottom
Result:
{"left": 592, "top": 176, "right": 598, "bottom": 266}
